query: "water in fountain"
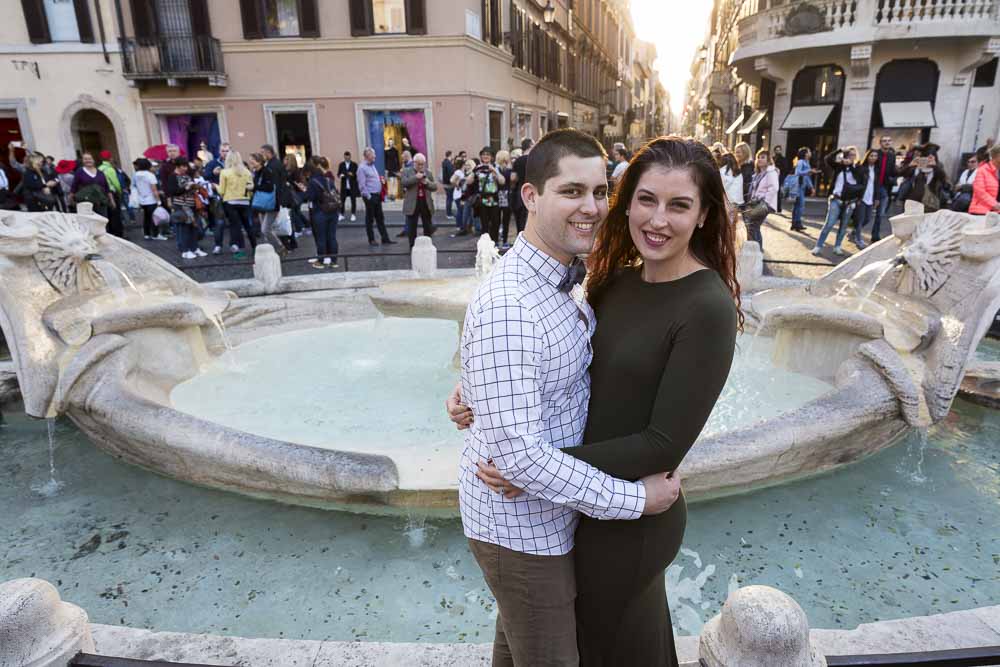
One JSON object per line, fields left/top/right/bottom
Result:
{"left": 91, "top": 259, "right": 143, "bottom": 300}
{"left": 898, "top": 427, "right": 929, "bottom": 483}
{"left": 30, "top": 418, "right": 65, "bottom": 497}
{"left": 832, "top": 257, "right": 901, "bottom": 310}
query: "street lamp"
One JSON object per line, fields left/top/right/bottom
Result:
{"left": 543, "top": 1, "right": 556, "bottom": 24}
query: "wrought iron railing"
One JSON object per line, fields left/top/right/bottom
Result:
{"left": 120, "top": 35, "right": 225, "bottom": 79}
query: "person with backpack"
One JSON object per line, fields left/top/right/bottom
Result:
{"left": 812, "top": 147, "right": 866, "bottom": 256}
{"left": 789, "top": 147, "right": 816, "bottom": 232}
{"left": 304, "top": 157, "right": 341, "bottom": 268}
{"left": 467, "top": 146, "right": 506, "bottom": 245}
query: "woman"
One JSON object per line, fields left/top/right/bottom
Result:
{"left": 450, "top": 159, "right": 475, "bottom": 237}
{"left": 854, "top": 149, "right": 881, "bottom": 245}
{"left": 812, "top": 146, "right": 865, "bottom": 256}
{"left": 719, "top": 152, "right": 743, "bottom": 230}
{"left": 303, "top": 160, "right": 339, "bottom": 269}
{"left": 249, "top": 152, "right": 285, "bottom": 256}
{"left": 131, "top": 158, "right": 162, "bottom": 240}
{"left": 283, "top": 154, "right": 308, "bottom": 238}
{"left": 21, "top": 154, "right": 57, "bottom": 212}
{"left": 790, "top": 147, "right": 815, "bottom": 232}
{"left": 70, "top": 152, "right": 113, "bottom": 217}
{"left": 970, "top": 144, "right": 1000, "bottom": 214}
{"left": 899, "top": 148, "right": 950, "bottom": 213}
{"left": 165, "top": 156, "right": 206, "bottom": 260}
{"left": 495, "top": 149, "right": 514, "bottom": 248}
{"left": 450, "top": 137, "right": 741, "bottom": 666}
{"left": 745, "top": 148, "right": 779, "bottom": 250}
{"left": 217, "top": 150, "right": 255, "bottom": 259}
{"left": 733, "top": 142, "right": 754, "bottom": 203}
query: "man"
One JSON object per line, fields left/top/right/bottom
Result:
{"left": 509, "top": 138, "right": 532, "bottom": 237}
{"left": 97, "top": 151, "right": 125, "bottom": 238}
{"left": 401, "top": 153, "right": 437, "bottom": 247}
{"left": 260, "top": 144, "right": 294, "bottom": 252}
{"left": 205, "top": 143, "right": 229, "bottom": 185}
{"left": 158, "top": 143, "right": 181, "bottom": 196}
{"left": 441, "top": 150, "right": 456, "bottom": 219}
{"left": 384, "top": 138, "right": 401, "bottom": 201}
{"left": 336, "top": 151, "right": 359, "bottom": 222}
{"left": 357, "top": 147, "right": 395, "bottom": 247}
{"left": 452, "top": 129, "right": 676, "bottom": 666}
{"left": 773, "top": 146, "right": 790, "bottom": 213}
{"left": 953, "top": 154, "right": 979, "bottom": 212}
{"left": 871, "top": 135, "right": 897, "bottom": 242}
{"left": 395, "top": 150, "right": 417, "bottom": 237}
{"left": 610, "top": 147, "right": 629, "bottom": 184}
{"left": 467, "top": 146, "right": 506, "bottom": 244}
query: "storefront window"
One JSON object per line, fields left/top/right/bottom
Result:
{"left": 261, "top": 0, "right": 300, "bottom": 38}
{"left": 791, "top": 65, "right": 845, "bottom": 106}
{"left": 373, "top": 0, "right": 406, "bottom": 34}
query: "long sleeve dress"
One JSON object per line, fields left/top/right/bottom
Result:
{"left": 562, "top": 266, "right": 738, "bottom": 666}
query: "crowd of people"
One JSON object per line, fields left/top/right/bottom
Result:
{"left": 2, "top": 131, "right": 997, "bottom": 269}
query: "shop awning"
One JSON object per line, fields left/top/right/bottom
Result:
{"left": 780, "top": 104, "right": 835, "bottom": 130}
{"left": 725, "top": 111, "right": 746, "bottom": 135}
{"left": 738, "top": 109, "right": 767, "bottom": 134}
{"left": 879, "top": 101, "right": 937, "bottom": 128}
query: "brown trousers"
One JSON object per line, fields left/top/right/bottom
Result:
{"left": 468, "top": 539, "right": 579, "bottom": 667}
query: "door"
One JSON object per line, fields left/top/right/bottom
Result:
{"left": 787, "top": 130, "right": 837, "bottom": 196}
{"left": 275, "top": 112, "right": 312, "bottom": 166}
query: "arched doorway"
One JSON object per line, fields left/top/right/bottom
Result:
{"left": 782, "top": 64, "right": 845, "bottom": 195}
{"left": 869, "top": 59, "right": 939, "bottom": 152}
{"left": 71, "top": 109, "right": 119, "bottom": 162}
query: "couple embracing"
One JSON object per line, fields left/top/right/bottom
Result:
{"left": 446, "top": 130, "right": 743, "bottom": 666}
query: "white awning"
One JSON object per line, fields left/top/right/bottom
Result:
{"left": 879, "top": 101, "right": 937, "bottom": 129}
{"left": 725, "top": 112, "right": 745, "bottom": 135}
{"left": 738, "top": 109, "right": 767, "bottom": 134}
{"left": 781, "top": 105, "right": 835, "bottom": 130}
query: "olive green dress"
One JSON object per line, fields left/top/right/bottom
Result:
{"left": 561, "top": 266, "right": 738, "bottom": 666}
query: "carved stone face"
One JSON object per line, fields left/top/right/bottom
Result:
{"left": 31, "top": 212, "right": 106, "bottom": 295}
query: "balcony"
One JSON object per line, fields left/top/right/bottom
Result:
{"left": 120, "top": 35, "right": 227, "bottom": 87}
{"left": 734, "top": 0, "right": 1000, "bottom": 63}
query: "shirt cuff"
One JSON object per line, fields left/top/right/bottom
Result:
{"left": 602, "top": 478, "right": 646, "bottom": 521}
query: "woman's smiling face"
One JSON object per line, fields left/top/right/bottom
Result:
{"left": 627, "top": 166, "right": 706, "bottom": 270}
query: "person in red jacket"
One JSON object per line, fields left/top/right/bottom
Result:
{"left": 970, "top": 144, "right": 1000, "bottom": 215}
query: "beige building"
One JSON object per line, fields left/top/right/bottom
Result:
{"left": 683, "top": 0, "right": 1000, "bottom": 179}
{"left": 0, "top": 0, "right": 146, "bottom": 166}
{"left": 100, "top": 0, "right": 664, "bottom": 174}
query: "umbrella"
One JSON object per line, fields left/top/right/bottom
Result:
{"left": 54, "top": 159, "right": 76, "bottom": 175}
{"left": 143, "top": 144, "right": 186, "bottom": 161}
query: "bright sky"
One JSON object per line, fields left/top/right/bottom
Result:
{"left": 629, "top": 0, "right": 715, "bottom": 116}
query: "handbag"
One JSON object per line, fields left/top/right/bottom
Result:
{"left": 741, "top": 198, "right": 771, "bottom": 226}
{"left": 169, "top": 206, "right": 194, "bottom": 225}
{"left": 274, "top": 207, "right": 293, "bottom": 237}
{"left": 251, "top": 189, "right": 276, "bottom": 212}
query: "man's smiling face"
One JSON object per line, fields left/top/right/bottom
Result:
{"left": 522, "top": 155, "right": 609, "bottom": 264}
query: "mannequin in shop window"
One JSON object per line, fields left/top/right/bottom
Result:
{"left": 384, "top": 138, "right": 401, "bottom": 201}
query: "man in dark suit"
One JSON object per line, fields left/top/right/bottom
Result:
{"left": 872, "top": 135, "right": 897, "bottom": 242}
{"left": 441, "top": 150, "right": 456, "bottom": 219}
{"left": 337, "top": 151, "right": 359, "bottom": 221}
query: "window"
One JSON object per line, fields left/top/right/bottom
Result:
{"left": 21, "top": 0, "right": 94, "bottom": 44}
{"left": 791, "top": 65, "right": 845, "bottom": 105}
{"left": 240, "top": 0, "right": 319, "bottom": 38}
{"left": 974, "top": 57, "right": 998, "bottom": 88}
{"left": 349, "top": 0, "right": 426, "bottom": 36}
{"left": 262, "top": 0, "right": 299, "bottom": 37}
{"left": 373, "top": 0, "right": 405, "bottom": 34}
{"left": 482, "top": 0, "right": 501, "bottom": 47}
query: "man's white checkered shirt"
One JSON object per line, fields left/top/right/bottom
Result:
{"left": 458, "top": 236, "right": 646, "bottom": 556}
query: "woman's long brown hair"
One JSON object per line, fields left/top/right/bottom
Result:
{"left": 587, "top": 136, "right": 744, "bottom": 331}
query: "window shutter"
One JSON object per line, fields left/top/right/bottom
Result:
{"left": 405, "top": 0, "right": 426, "bottom": 35}
{"left": 348, "top": 0, "right": 372, "bottom": 36}
{"left": 21, "top": 0, "right": 50, "bottom": 44}
{"left": 73, "top": 0, "right": 95, "bottom": 42}
{"left": 239, "top": 0, "right": 263, "bottom": 39}
{"left": 297, "top": 0, "right": 319, "bottom": 37}
{"left": 130, "top": 0, "right": 156, "bottom": 41}
{"left": 189, "top": 0, "right": 212, "bottom": 35}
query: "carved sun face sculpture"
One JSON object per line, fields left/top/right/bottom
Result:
{"left": 897, "top": 211, "right": 968, "bottom": 297}
{"left": 32, "top": 212, "right": 107, "bottom": 295}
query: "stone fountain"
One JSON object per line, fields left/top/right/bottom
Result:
{"left": 1, "top": 205, "right": 999, "bottom": 511}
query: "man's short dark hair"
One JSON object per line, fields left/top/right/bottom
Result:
{"left": 173, "top": 156, "right": 189, "bottom": 168}
{"left": 445, "top": 150, "right": 452, "bottom": 157}
{"left": 480, "top": 146, "right": 494, "bottom": 156}
{"left": 521, "top": 138, "right": 533, "bottom": 151}
{"left": 526, "top": 128, "right": 607, "bottom": 195}
{"left": 261, "top": 144, "right": 276, "bottom": 157}
{"left": 344, "top": 151, "right": 351, "bottom": 156}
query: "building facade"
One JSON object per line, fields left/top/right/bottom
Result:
{"left": 683, "top": 0, "right": 1000, "bottom": 179}
{"left": 0, "top": 0, "right": 147, "bottom": 168}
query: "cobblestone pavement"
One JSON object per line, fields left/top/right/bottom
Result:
{"left": 124, "top": 198, "right": 881, "bottom": 284}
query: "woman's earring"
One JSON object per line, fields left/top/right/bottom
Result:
{"left": 625, "top": 209, "right": 630, "bottom": 216}
{"left": 697, "top": 223, "right": 704, "bottom": 228}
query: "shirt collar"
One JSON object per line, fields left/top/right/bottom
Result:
{"left": 510, "top": 235, "right": 573, "bottom": 290}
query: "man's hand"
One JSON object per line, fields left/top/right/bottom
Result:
{"left": 640, "top": 471, "right": 681, "bottom": 515}
{"left": 445, "top": 383, "right": 474, "bottom": 430}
